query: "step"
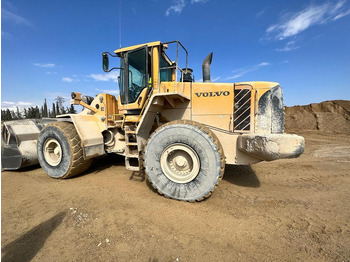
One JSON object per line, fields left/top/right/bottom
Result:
{"left": 125, "top": 130, "right": 137, "bottom": 134}
{"left": 125, "top": 154, "right": 139, "bottom": 158}
{"left": 125, "top": 157, "right": 141, "bottom": 171}
{"left": 126, "top": 142, "right": 138, "bottom": 146}
{"left": 126, "top": 165, "right": 141, "bottom": 171}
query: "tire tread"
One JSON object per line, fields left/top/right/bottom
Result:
{"left": 43, "top": 122, "right": 92, "bottom": 178}
{"left": 144, "top": 120, "right": 225, "bottom": 202}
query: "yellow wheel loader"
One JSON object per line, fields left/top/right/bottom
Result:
{"left": 1, "top": 41, "right": 304, "bottom": 201}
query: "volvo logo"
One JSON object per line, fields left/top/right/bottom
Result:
{"left": 195, "top": 91, "right": 230, "bottom": 97}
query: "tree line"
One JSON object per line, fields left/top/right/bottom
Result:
{"left": 1, "top": 96, "right": 77, "bottom": 121}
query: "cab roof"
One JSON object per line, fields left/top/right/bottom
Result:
{"left": 114, "top": 41, "right": 161, "bottom": 54}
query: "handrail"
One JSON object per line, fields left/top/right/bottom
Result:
{"left": 161, "top": 41, "right": 189, "bottom": 95}
{"left": 162, "top": 40, "right": 188, "bottom": 69}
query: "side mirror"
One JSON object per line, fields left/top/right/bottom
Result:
{"left": 102, "top": 53, "right": 109, "bottom": 72}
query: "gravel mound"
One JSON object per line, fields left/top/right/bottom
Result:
{"left": 285, "top": 100, "right": 350, "bottom": 133}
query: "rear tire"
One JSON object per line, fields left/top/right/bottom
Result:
{"left": 37, "top": 122, "right": 92, "bottom": 178}
{"left": 144, "top": 120, "right": 225, "bottom": 202}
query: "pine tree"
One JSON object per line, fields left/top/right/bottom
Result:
{"left": 16, "top": 107, "right": 22, "bottom": 119}
{"left": 56, "top": 102, "right": 60, "bottom": 115}
{"left": 11, "top": 110, "right": 16, "bottom": 119}
{"left": 43, "top": 98, "right": 48, "bottom": 117}
{"left": 28, "top": 106, "right": 37, "bottom": 119}
{"left": 1, "top": 109, "right": 6, "bottom": 120}
{"left": 68, "top": 104, "right": 76, "bottom": 114}
{"left": 27, "top": 107, "right": 33, "bottom": 118}
{"left": 35, "top": 106, "right": 40, "bottom": 118}
{"left": 5, "top": 109, "right": 13, "bottom": 120}
{"left": 52, "top": 103, "right": 56, "bottom": 117}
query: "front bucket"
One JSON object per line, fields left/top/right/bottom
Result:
{"left": 1, "top": 120, "right": 44, "bottom": 170}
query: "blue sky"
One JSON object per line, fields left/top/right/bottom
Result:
{"left": 1, "top": 0, "right": 350, "bottom": 110}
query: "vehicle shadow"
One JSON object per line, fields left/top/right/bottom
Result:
{"left": 1, "top": 211, "right": 66, "bottom": 262}
{"left": 144, "top": 165, "right": 261, "bottom": 197}
{"left": 223, "top": 165, "right": 260, "bottom": 188}
{"left": 82, "top": 154, "right": 125, "bottom": 176}
{"left": 2, "top": 164, "right": 41, "bottom": 173}
{"left": 130, "top": 171, "right": 146, "bottom": 182}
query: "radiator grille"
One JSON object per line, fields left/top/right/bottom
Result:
{"left": 234, "top": 89, "right": 251, "bottom": 131}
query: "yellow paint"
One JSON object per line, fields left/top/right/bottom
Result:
{"left": 152, "top": 46, "right": 159, "bottom": 91}
{"left": 192, "top": 114, "right": 233, "bottom": 131}
{"left": 192, "top": 83, "right": 234, "bottom": 115}
{"left": 236, "top": 81, "right": 278, "bottom": 101}
{"left": 155, "top": 82, "right": 191, "bottom": 98}
{"left": 117, "top": 88, "right": 148, "bottom": 112}
{"left": 114, "top": 41, "right": 161, "bottom": 54}
{"left": 236, "top": 81, "right": 278, "bottom": 88}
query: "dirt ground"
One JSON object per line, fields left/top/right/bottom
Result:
{"left": 1, "top": 130, "right": 349, "bottom": 262}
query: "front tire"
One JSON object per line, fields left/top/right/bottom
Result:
{"left": 144, "top": 120, "right": 225, "bottom": 202}
{"left": 37, "top": 122, "right": 92, "bottom": 178}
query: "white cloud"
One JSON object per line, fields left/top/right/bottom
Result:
{"left": 62, "top": 76, "right": 81, "bottom": 83}
{"left": 226, "top": 62, "right": 270, "bottom": 80}
{"left": 34, "top": 63, "right": 55, "bottom": 68}
{"left": 62, "top": 77, "right": 73, "bottom": 83}
{"left": 197, "top": 76, "right": 220, "bottom": 82}
{"left": 2, "top": 8, "right": 34, "bottom": 28}
{"left": 258, "top": 62, "right": 269, "bottom": 67}
{"left": 165, "top": 0, "right": 186, "bottom": 16}
{"left": 165, "top": 0, "right": 209, "bottom": 16}
{"left": 256, "top": 9, "right": 265, "bottom": 18}
{"left": 1, "top": 101, "right": 35, "bottom": 111}
{"left": 333, "top": 8, "right": 350, "bottom": 20}
{"left": 89, "top": 71, "right": 119, "bottom": 82}
{"left": 276, "top": 40, "right": 299, "bottom": 52}
{"left": 266, "top": 1, "right": 348, "bottom": 40}
{"left": 191, "top": 0, "right": 208, "bottom": 3}
{"left": 95, "top": 89, "right": 119, "bottom": 95}
{"left": 2, "top": 101, "right": 33, "bottom": 106}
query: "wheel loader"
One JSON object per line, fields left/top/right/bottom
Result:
{"left": 1, "top": 40, "right": 304, "bottom": 201}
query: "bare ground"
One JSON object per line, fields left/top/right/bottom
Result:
{"left": 2, "top": 131, "right": 350, "bottom": 262}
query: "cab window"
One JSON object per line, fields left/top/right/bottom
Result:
{"left": 127, "top": 48, "right": 147, "bottom": 103}
{"left": 160, "top": 54, "right": 172, "bottom": 82}
{"left": 119, "top": 57, "right": 126, "bottom": 104}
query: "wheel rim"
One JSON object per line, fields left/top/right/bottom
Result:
{"left": 160, "top": 143, "right": 200, "bottom": 183}
{"left": 43, "top": 138, "right": 62, "bottom": 166}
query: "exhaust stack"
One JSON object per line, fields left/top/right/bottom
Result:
{"left": 202, "top": 52, "right": 213, "bottom": 83}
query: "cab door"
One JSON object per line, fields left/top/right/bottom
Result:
{"left": 119, "top": 46, "right": 149, "bottom": 111}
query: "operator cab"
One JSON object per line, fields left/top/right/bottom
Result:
{"left": 102, "top": 41, "right": 188, "bottom": 112}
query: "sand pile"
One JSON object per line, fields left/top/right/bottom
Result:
{"left": 285, "top": 100, "right": 350, "bottom": 133}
